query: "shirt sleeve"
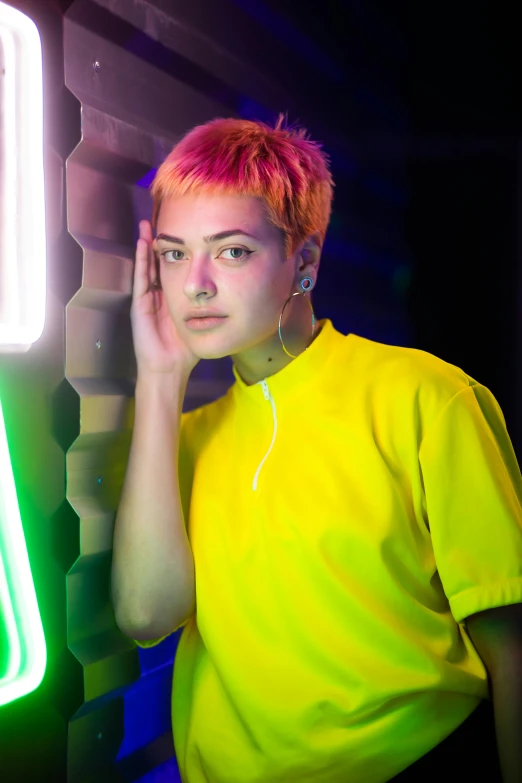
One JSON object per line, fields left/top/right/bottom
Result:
{"left": 134, "top": 634, "right": 170, "bottom": 649}
{"left": 133, "top": 611, "right": 194, "bottom": 648}
{"left": 418, "top": 382, "right": 522, "bottom": 625}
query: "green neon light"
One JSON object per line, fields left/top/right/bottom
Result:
{"left": 0, "top": 398, "right": 46, "bottom": 705}
{"left": 0, "top": 1, "right": 46, "bottom": 350}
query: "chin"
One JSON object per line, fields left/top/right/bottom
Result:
{"left": 184, "top": 320, "right": 273, "bottom": 360}
{"left": 185, "top": 335, "right": 233, "bottom": 361}
{"left": 196, "top": 348, "right": 233, "bottom": 362}
{"left": 201, "top": 349, "right": 232, "bottom": 360}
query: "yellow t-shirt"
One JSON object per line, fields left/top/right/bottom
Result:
{"left": 135, "top": 318, "right": 522, "bottom": 783}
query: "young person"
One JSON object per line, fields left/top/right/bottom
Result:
{"left": 111, "top": 114, "right": 522, "bottom": 783}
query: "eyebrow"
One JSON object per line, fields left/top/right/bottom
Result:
{"left": 155, "top": 229, "right": 259, "bottom": 245}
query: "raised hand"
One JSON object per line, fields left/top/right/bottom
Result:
{"left": 130, "top": 220, "right": 201, "bottom": 379}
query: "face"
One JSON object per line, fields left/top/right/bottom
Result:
{"left": 153, "top": 192, "right": 309, "bottom": 363}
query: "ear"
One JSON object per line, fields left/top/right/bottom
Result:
{"left": 297, "top": 231, "right": 322, "bottom": 277}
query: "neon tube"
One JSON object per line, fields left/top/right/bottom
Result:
{"left": 0, "top": 1, "right": 47, "bottom": 706}
{"left": 0, "top": 398, "right": 46, "bottom": 705}
{"left": 0, "top": 1, "right": 46, "bottom": 350}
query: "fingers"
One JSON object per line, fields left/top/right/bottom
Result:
{"left": 139, "top": 220, "right": 153, "bottom": 243}
{"left": 133, "top": 221, "right": 154, "bottom": 300}
{"left": 141, "top": 220, "right": 157, "bottom": 287}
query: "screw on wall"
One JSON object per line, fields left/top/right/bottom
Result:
{"left": 93, "top": 61, "right": 101, "bottom": 74}
{"left": 95, "top": 339, "right": 102, "bottom": 350}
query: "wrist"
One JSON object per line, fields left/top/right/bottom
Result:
{"left": 135, "top": 372, "right": 189, "bottom": 402}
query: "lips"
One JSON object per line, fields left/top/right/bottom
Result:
{"left": 185, "top": 315, "right": 228, "bottom": 331}
{"left": 184, "top": 312, "right": 227, "bottom": 321}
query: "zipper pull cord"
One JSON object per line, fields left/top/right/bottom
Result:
{"left": 252, "top": 381, "right": 278, "bottom": 491}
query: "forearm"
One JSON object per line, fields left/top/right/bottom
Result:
{"left": 111, "top": 374, "right": 195, "bottom": 635}
{"left": 490, "top": 662, "right": 522, "bottom": 783}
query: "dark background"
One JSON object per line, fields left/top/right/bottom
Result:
{"left": 265, "top": 0, "right": 522, "bottom": 455}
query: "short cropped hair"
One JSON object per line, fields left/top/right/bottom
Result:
{"left": 151, "top": 113, "right": 335, "bottom": 260}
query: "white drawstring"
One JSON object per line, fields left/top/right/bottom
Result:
{"left": 252, "top": 380, "right": 278, "bottom": 491}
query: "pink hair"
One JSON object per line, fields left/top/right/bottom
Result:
{"left": 151, "top": 113, "right": 335, "bottom": 259}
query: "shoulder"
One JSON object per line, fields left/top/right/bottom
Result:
{"left": 349, "top": 332, "right": 472, "bottom": 391}
{"left": 348, "top": 333, "right": 475, "bottom": 432}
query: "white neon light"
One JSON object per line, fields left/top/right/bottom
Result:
{"left": 0, "top": 1, "right": 46, "bottom": 351}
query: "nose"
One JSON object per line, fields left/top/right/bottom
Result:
{"left": 182, "top": 257, "right": 217, "bottom": 300}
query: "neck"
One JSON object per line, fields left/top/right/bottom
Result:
{"left": 232, "top": 318, "right": 322, "bottom": 387}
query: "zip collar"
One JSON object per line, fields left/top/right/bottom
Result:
{"left": 251, "top": 380, "right": 278, "bottom": 491}
{"left": 231, "top": 319, "right": 340, "bottom": 406}
{"left": 230, "top": 319, "right": 346, "bottom": 491}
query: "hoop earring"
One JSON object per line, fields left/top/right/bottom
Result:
{"left": 278, "top": 276, "right": 316, "bottom": 359}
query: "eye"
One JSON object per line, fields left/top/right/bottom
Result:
{"left": 220, "top": 247, "right": 253, "bottom": 262}
{"left": 159, "top": 247, "right": 253, "bottom": 264}
{"left": 160, "top": 249, "right": 185, "bottom": 263}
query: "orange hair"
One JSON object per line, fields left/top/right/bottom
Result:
{"left": 151, "top": 113, "right": 335, "bottom": 259}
